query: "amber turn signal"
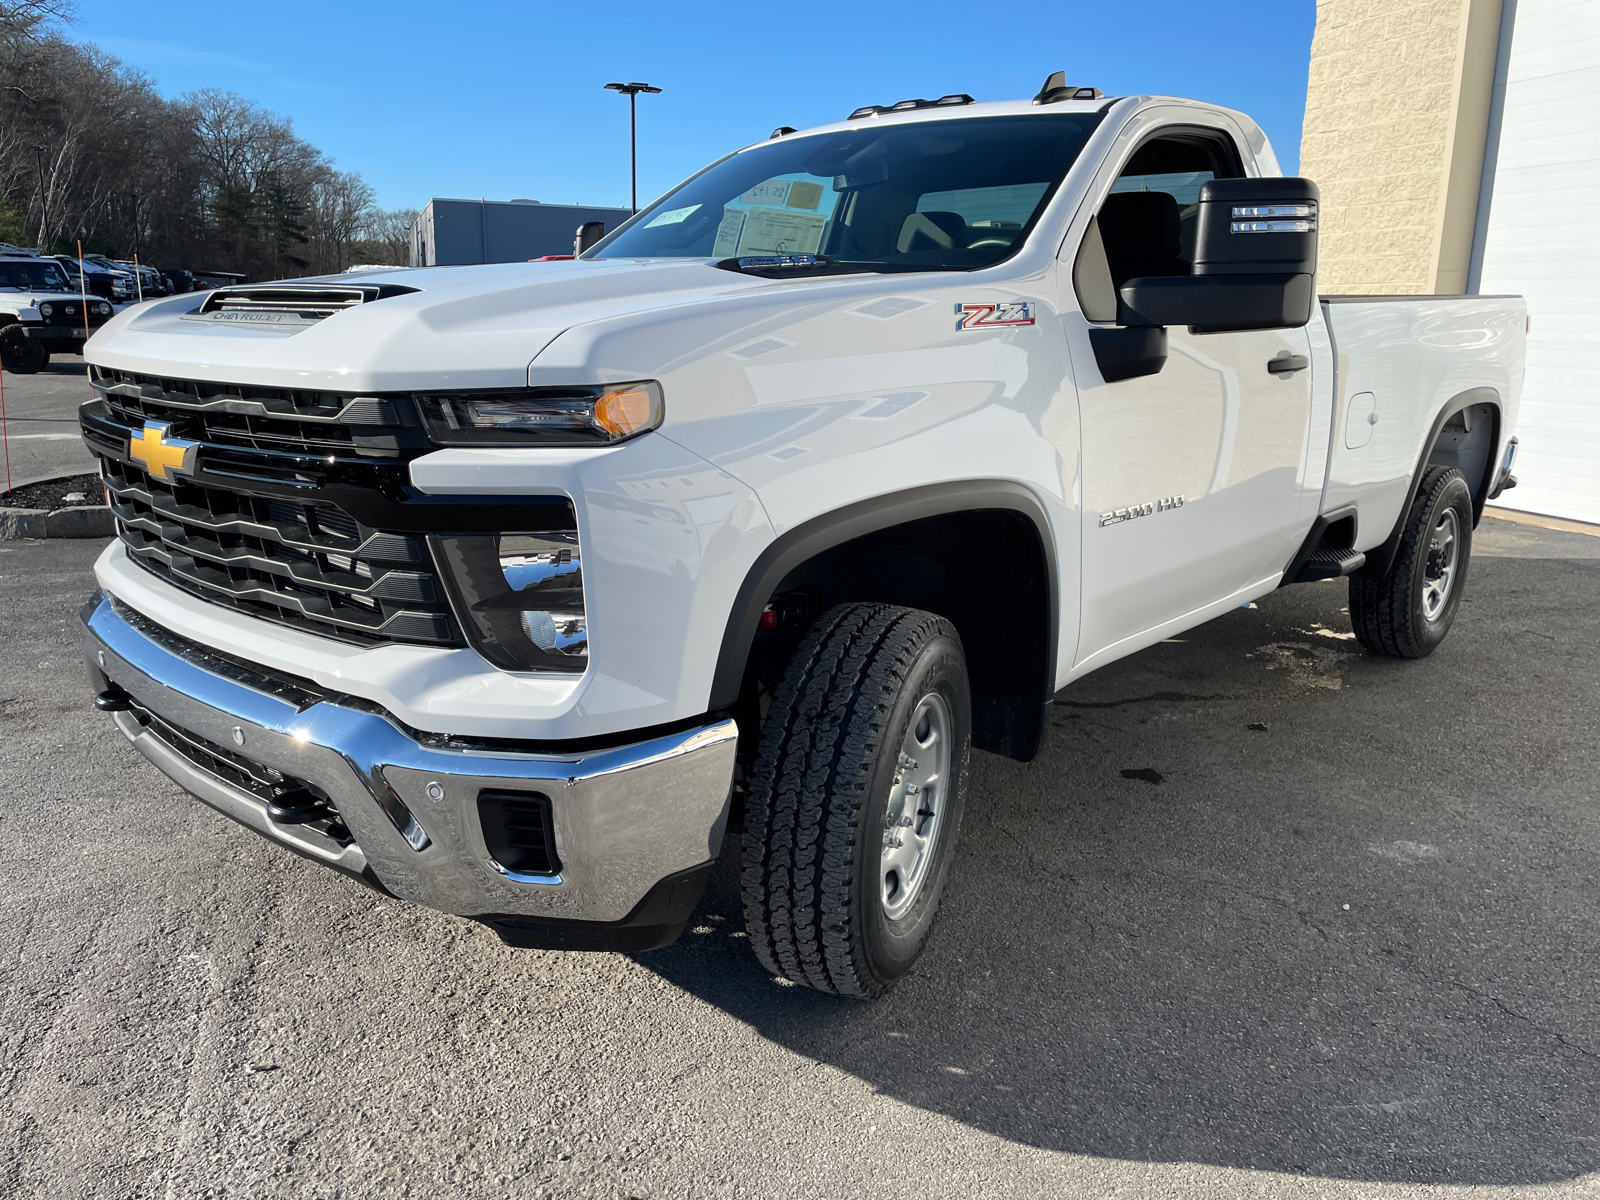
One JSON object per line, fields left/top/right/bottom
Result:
{"left": 594, "top": 384, "right": 661, "bottom": 438}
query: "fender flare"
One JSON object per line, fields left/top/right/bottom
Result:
{"left": 708, "top": 480, "right": 1060, "bottom": 709}
{"left": 1357, "top": 386, "right": 1501, "bottom": 580}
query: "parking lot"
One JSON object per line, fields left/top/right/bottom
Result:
{"left": 0, "top": 358, "right": 97, "bottom": 489}
{"left": 2, "top": 437, "right": 1597, "bottom": 1198}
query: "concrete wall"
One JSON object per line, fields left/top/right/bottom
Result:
{"left": 1300, "top": 0, "right": 1504, "bottom": 294}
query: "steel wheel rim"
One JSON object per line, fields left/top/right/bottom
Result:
{"left": 1423, "top": 507, "right": 1459, "bottom": 621}
{"left": 880, "top": 692, "right": 951, "bottom": 921}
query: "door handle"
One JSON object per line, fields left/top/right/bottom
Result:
{"left": 1267, "top": 354, "right": 1308, "bottom": 375}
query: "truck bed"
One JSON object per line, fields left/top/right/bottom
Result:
{"left": 1319, "top": 294, "right": 1526, "bottom": 551}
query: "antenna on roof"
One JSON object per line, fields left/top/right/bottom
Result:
{"left": 1033, "top": 71, "right": 1101, "bottom": 105}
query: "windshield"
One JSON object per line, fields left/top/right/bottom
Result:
{"left": 0, "top": 260, "right": 70, "bottom": 291}
{"left": 591, "top": 113, "right": 1103, "bottom": 272}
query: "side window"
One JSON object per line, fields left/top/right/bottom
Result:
{"left": 1073, "top": 131, "right": 1244, "bottom": 320}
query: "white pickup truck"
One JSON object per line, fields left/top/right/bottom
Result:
{"left": 77, "top": 76, "right": 1524, "bottom": 998}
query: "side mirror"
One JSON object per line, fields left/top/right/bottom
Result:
{"left": 574, "top": 222, "right": 606, "bottom": 255}
{"left": 1117, "top": 177, "right": 1319, "bottom": 334}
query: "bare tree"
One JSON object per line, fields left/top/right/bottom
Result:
{"left": 0, "top": 22, "right": 395, "bottom": 279}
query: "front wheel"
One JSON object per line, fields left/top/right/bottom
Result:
{"left": 0, "top": 326, "right": 44, "bottom": 375}
{"left": 740, "top": 603, "right": 971, "bottom": 998}
{"left": 1350, "top": 465, "right": 1474, "bottom": 657}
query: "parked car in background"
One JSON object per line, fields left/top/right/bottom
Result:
{"left": 159, "top": 269, "right": 195, "bottom": 294}
{"left": 50, "top": 255, "right": 126, "bottom": 302}
{"left": 112, "top": 260, "right": 168, "bottom": 299}
{"left": 84, "top": 254, "right": 138, "bottom": 302}
{"left": 191, "top": 269, "right": 248, "bottom": 289}
{"left": 0, "top": 249, "right": 117, "bottom": 372}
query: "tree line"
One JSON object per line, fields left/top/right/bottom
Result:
{"left": 0, "top": 2, "right": 415, "bottom": 279}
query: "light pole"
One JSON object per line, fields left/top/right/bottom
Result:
{"left": 34, "top": 146, "right": 50, "bottom": 251}
{"left": 603, "top": 81, "right": 661, "bottom": 213}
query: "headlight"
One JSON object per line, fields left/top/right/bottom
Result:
{"left": 95, "top": 302, "right": 111, "bottom": 315}
{"left": 432, "top": 529, "right": 587, "bottom": 672}
{"left": 415, "top": 381, "right": 663, "bottom": 447}
{"left": 39, "top": 303, "right": 53, "bottom": 316}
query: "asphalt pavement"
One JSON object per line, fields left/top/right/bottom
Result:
{"left": 1, "top": 518, "right": 1597, "bottom": 1199}
{"left": 0, "top": 357, "right": 98, "bottom": 490}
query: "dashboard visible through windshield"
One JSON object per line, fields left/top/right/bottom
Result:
{"left": 590, "top": 113, "right": 1104, "bottom": 272}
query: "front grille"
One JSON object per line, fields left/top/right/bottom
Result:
{"left": 101, "top": 455, "right": 458, "bottom": 645}
{"left": 85, "top": 366, "right": 461, "bottom": 647}
{"left": 41, "top": 303, "right": 110, "bottom": 328}
{"left": 91, "top": 365, "right": 421, "bottom": 459}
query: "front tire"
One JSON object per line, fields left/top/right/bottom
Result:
{"left": 740, "top": 603, "right": 972, "bottom": 998}
{"left": 0, "top": 326, "right": 44, "bottom": 375}
{"left": 1350, "top": 465, "right": 1474, "bottom": 657}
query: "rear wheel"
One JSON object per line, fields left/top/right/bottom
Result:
{"left": 1350, "top": 466, "right": 1474, "bottom": 657}
{"left": 0, "top": 325, "right": 44, "bottom": 374}
{"left": 740, "top": 603, "right": 971, "bottom": 998}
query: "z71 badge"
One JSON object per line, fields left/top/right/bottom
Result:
{"left": 955, "top": 301, "right": 1035, "bottom": 330}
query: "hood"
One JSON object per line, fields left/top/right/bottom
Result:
{"left": 84, "top": 258, "right": 774, "bottom": 392}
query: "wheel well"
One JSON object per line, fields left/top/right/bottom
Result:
{"left": 719, "top": 498, "right": 1055, "bottom": 764}
{"left": 1426, "top": 399, "right": 1499, "bottom": 519}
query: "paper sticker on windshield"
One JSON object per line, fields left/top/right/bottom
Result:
{"left": 785, "top": 181, "right": 824, "bottom": 211}
{"left": 645, "top": 204, "right": 701, "bottom": 228}
{"left": 956, "top": 301, "right": 1035, "bottom": 330}
{"left": 741, "top": 179, "right": 792, "bottom": 206}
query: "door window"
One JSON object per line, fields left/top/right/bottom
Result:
{"left": 1074, "top": 132, "right": 1243, "bottom": 314}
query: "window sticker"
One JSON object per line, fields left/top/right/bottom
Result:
{"left": 645, "top": 204, "right": 701, "bottom": 228}
{"left": 740, "top": 179, "right": 792, "bottom": 206}
{"left": 711, "top": 207, "right": 747, "bottom": 257}
{"left": 785, "top": 181, "right": 825, "bottom": 211}
{"left": 955, "top": 301, "right": 1035, "bottom": 330}
{"left": 738, "top": 208, "right": 827, "bottom": 256}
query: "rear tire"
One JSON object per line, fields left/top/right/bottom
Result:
{"left": 740, "top": 603, "right": 971, "bottom": 998}
{"left": 0, "top": 326, "right": 44, "bottom": 374}
{"left": 1350, "top": 466, "right": 1474, "bottom": 658}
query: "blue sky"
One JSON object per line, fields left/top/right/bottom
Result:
{"left": 75, "top": 1, "right": 1315, "bottom": 213}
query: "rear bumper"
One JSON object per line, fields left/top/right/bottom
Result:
{"left": 81, "top": 590, "right": 737, "bottom": 949}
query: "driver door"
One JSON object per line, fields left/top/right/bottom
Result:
{"left": 1065, "top": 127, "right": 1316, "bottom": 672}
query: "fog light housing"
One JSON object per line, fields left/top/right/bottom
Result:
{"left": 416, "top": 381, "right": 663, "bottom": 447}
{"left": 432, "top": 530, "right": 588, "bottom": 673}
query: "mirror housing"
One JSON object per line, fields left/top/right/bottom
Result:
{"left": 1118, "top": 177, "right": 1319, "bottom": 335}
{"left": 574, "top": 221, "right": 606, "bottom": 255}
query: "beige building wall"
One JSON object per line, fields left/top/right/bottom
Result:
{"left": 1300, "top": 0, "right": 1504, "bottom": 295}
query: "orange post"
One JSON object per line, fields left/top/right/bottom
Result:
{"left": 1, "top": 361, "right": 11, "bottom": 495}
{"left": 77, "top": 239, "right": 91, "bottom": 341}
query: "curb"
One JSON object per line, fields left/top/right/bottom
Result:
{"left": 0, "top": 504, "right": 115, "bottom": 540}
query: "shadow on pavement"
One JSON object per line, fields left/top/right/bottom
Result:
{"left": 641, "top": 554, "right": 1600, "bottom": 1185}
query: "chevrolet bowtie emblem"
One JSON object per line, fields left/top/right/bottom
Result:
{"left": 128, "top": 421, "right": 199, "bottom": 481}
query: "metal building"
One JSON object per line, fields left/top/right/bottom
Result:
{"left": 409, "top": 199, "right": 633, "bottom": 267}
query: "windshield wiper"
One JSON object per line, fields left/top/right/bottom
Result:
{"left": 712, "top": 255, "right": 947, "bottom": 278}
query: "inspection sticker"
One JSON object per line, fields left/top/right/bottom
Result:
{"left": 955, "top": 301, "right": 1035, "bottom": 330}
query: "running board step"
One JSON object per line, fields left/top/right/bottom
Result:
{"left": 1297, "top": 546, "right": 1367, "bottom": 580}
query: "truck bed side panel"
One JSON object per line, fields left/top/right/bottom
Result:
{"left": 1320, "top": 296, "right": 1525, "bottom": 549}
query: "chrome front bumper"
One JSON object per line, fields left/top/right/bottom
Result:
{"left": 81, "top": 591, "right": 737, "bottom": 946}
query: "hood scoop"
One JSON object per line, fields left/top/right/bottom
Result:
{"left": 188, "top": 281, "right": 420, "bottom": 330}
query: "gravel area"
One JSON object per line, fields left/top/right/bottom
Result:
{"left": 0, "top": 472, "right": 103, "bottom": 509}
